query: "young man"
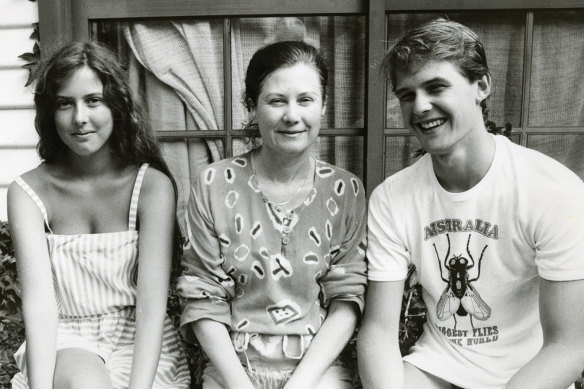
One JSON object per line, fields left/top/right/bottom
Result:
{"left": 358, "top": 19, "right": 584, "bottom": 389}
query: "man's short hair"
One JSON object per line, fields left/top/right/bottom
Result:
{"left": 384, "top": 18, "right": 490, "bottom": 89}
{"left": 383, "top": 18, "right": 492, "bottom": 120}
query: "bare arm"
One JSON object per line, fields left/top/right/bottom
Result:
{"left": 505, "top": 278, "right": 584, "bottom": 389}
{"left": 192, "top": 319, "right": 254, "bottom": 389}
{"left": 8, "top": 182, "right": 58, "bottom": 389}
{"left": 283, "top": 300, "right": 359, "bottom": 389}
{"left": 358, "top": 280, "right": 406, "bottom": 389}
{"left": 127, "top": 169, "right": 175, "bottom": 389}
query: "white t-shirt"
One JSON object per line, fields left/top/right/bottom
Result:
{"left": 367, "top": 134, "right": 584, "bottom": 389}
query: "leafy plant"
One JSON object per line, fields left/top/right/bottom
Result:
{"left": 18, "top": 22, "right": 40, "bottom": 87}
{"left": 0, "top": 222, "right": 21, "bottom": 322}
{"left": 0, "top": 221, "right": 24, "bottom": 388}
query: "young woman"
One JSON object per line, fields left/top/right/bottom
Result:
{"left": 177, "top": 41, "right": 367, "bottom": 389}
{"left": 8, "top": 41, "right": 190, "bottom": 389}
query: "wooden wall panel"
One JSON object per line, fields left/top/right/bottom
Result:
{"left": 0, "top": 149, "right": 40, "bottom": 187}
{"left": 0, "top": 27, "right": 35, "bottom": 67}
{"left": 0, "top": 69, "right": 34, "bottom": 107}
{"left": 0, "top": 188, "right": 7, "bottom": 221}
{"left": 0, "top": 0, "right": 38, "bottom": 26}
{"left": 0, "top": 110, "right": 37, "bottom": 146}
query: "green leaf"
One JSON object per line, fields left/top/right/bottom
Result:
{"left": 20, "top": 62, "right": 36, "bottom": 70}
{"left": 24, "top": 70, "right": 35, "bottom": 87}
{"left": 18, "top": 52, "right": 36, "bottom": 62}
{"left": 29, "top": 27, "right": 39, "bottom": 41}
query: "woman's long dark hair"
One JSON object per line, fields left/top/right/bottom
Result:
{"left": 34, "top": 41, "right": 182, "bottom": 263}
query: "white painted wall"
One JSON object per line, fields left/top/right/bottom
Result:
{"left": 0, "top": 0, "right": 40, "bottom": 220}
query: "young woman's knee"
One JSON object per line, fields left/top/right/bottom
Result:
{"left": 54, "top": 348, "right": 113, "bottom": 389}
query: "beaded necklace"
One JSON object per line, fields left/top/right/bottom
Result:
{"left": 251, "top": 150, "right": 312, "bottom": 207}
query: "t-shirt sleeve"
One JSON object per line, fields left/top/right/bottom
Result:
{"left": 533, "top": 174, "right": 584, "bottom": 281}
{"left": 366, "top": 181, "right": 410, "bottom": 281}
{"left": 318, "top": 176, "right": 368, "bottom": 312}
{"left": 176, "top": 170, "right": 235, "bottom": 342}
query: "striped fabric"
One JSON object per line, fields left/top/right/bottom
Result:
{"left": 11, "top": 164, "right": 190, "bottom": 388}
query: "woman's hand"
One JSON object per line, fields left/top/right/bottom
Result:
{"left": 193, "top": 319, "right": 255, "bottom": 389}
{"left": 284, "top": 300, "right": 358, "bottom": 388}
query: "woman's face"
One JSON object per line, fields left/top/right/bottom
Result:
{"left": 252, "top": 63, "right": 325, "bottom": 157}
{"left": 54, "top": 66, "right": 114, "bottom": 158}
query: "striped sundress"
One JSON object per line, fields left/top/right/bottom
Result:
{"left": 11, "top": 164, "right": 191, "bottom": 389}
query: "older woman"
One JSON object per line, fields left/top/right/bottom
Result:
{"left": 178, "top": 41, "right": 367, "bottom": 389}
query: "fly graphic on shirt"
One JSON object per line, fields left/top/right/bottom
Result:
{"left": 434, "top": 233, "right": 491, "bottom": 329}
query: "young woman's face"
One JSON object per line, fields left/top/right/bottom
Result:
{"left": 252, "top": 63, "right": 325, "bottom": 157}
{"left": 54, "top": 66, "right": 114, "bottom": 158}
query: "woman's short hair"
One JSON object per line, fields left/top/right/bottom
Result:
{"left": 243, "top": 40, "right": 328, "bottom": 137}
{"left": 34, "top": 41, "right": 154, "bottom": 165}
{"left": 383, "top": 18, "right": 491, "bottom": 121}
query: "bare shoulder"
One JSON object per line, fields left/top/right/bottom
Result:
{"left": 138, "top": 166, "right": 175, "bottom": 216}
{"left": 8, "top": 164, "right": 51, "bottom": 200}
{"left": 7, "top": 166, "right": 51, "bottom": 227}
{"left": 15, "top": 164, "right": 52, "bottom": 187}
{"left": 141, "top": 166, "right": 174, "bottom": 196}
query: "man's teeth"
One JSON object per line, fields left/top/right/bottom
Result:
{"left": 419, "top": 119, "right": 445, "bottom": 129}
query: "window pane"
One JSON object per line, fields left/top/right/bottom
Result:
{"left": 526, "top": 134, "right": 584, "bottom": 179}
{"left": 232, "top": 137, "right": 254, "bottom": 157}
{"left": 529, "top": 11, "right": 584, "bottom": 127}
{"left": 232, "top": 16, "right": 366, "bottom": 130}
{"left": 386, "top": 12, "right": 524, "bottom": 130}
{"left": 384, "top": 135, "right": 422, "bottom": 178}
{"left": 312, "top": 136, "right": 364, "bottom": 180}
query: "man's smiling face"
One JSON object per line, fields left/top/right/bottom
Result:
{"left": 394, "top": 60, "right": 490, "bottom": 156}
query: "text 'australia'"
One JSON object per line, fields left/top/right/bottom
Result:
{"left": 424, "top": 219, "right": 499, "bottom": 241}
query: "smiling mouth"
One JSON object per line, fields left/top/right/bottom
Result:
{"left": 72, "top": 131, "right": 95, "bottom": 136}
{"left": 416, "top": 118, "right": 446, "bottom": 131}
{"left": 278, "top": 130, "right": 306, "bottom": 135}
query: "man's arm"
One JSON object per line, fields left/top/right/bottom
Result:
{"left": 505, "top": 278, "right": 584, "bottom": 389}
{"left": 358, "top": 280, "right": 406, "bottom": 389}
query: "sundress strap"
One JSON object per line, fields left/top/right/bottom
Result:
{"left": 14, "top": 177, "right": 53, "bottom": 234}
{"left": 128, "top": 163, "right": 149, "bottom": 231}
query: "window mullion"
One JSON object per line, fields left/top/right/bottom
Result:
{"left": 223, "top": 17, "right": 233, "bottom": 158}
{"left": 519, "top": 11, "right": 534, "bottom": 147}
{"left": 365, "top": 0, "right": 387, "bottom": 194}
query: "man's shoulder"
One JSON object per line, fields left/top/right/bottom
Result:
{"left": 372, "top": 154, "right": 430, "bottom": 196}
{"left": 369, "top": 155, "right": 431, "bottom": 213}
{"left": 498, "top": 135, "right": 582, "bottom": 188}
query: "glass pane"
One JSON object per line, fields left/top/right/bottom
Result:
{"left": 312, "top": 136, "right": 364, "bottom": 180}
{"left": 529, "top": 11, "right": 584, "bottom": 127}
{"left": 386, "top": 12, "right": 524, "bottom": 130}
{"left": 231, "top": 16, "right": 366, "bottom": 130}
{"left": 232, "top": 137, "right": 254, "bottom": 158}
{"left": 526, "top": 134, "right": 584, "bottom": 180}
{"left": 384, "top": 135, "right": 423, "bottom": 178}
{"left": 508, "top": 133, "right": 521, "bottom": 145}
